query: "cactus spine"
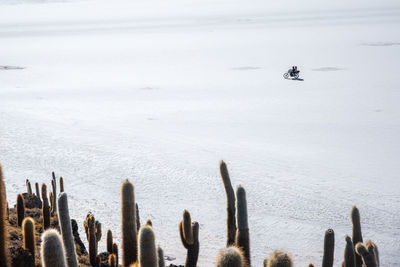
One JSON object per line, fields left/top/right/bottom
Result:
{"left": 351, "top": 206, "right": 363, "bottom": 267}
{"left": 60, "top": 177, "right": 64, "bottom": 193}
{"left": 121, "top": 179, "right": 137, "bottom": 266}
{"left": 57, "top": 192, "right": 78, "bottom": 267}
{"left": 107, "top": 230, "right": 113, "bottom": 253}
{"left": 41, "top": 229, "right": 67, "bottom": 267}
{"left": 35, "top": 182, "right": 41, "bottom": 201}
{"left": 220, "top": 161, "right": 236, "bottom": 246}
{"left": 26, "top": 179, "right": 32, "bottom": 195}
{"left": 322, "top": 229, "right": 335, "bottom": 267}
{"left": 179, "top": 210, "right": 199, "bottom": 267}
{"left": 235, "top": 186, "right": 250, "bottom": 266}
{"left": 17, "top": 193, "right": 25, "bottom": 227}
{"left": 158, "top": 245, "right": 165, "bottom": 267}
{"left": 344, "top": 235, "right": 356, "bottom": 267}
{"left": 0, "top": 163, "right": 10, "bottom": 267}
{"left": 216, "top": 246, "right": 245, "bottom": 267}
{"left": 138, "top": 225, "right": 158, "bottom": 267}
{"left": 264, "top": 250, "right": 293, "bottom": 267}
{"left": 22, "top": 217, "right": 36, "bottom": 263}
{"left": 42, "top": 184, "right": 51, "bottom": 230}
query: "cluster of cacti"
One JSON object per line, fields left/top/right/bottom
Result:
{"left": 0, "top": 161, "right": 385, "bottom": 267}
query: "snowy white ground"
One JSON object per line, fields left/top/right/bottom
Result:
{"left": 1, "top": 0, "right": 400, "bottom": 265}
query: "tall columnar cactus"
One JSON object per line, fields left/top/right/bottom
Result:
{"left": 219, "top": 160, "right": 236, "bottom": 246}
{"left": 84, "top": 213, "right": 97, "bottom": 266}
{"left": 41, "top": 229, "right": 67, "bottom": 267}
{"left": 26, "top": 179, "right": 32, "bottom": 195}
{"left": 42, "top": 183, "right": 51, "bottom": 230}
{"left": 264, "top": 250, "right": 293, "bottom": 267}
{"left": 57, "top": 193, "right": 78, "bottom": 267}
{"left": 351, "top": 206, "right": 363, "bottom": 267}
{"left": 22, "top": 217, "right": 36, "bottom": 263}
{"left": 0, "top": 163, "right": 10, "bottom": 267}
{"left": 216, "top": 246, "right": 245, "bottom": 267}
{"left": 95, "top": 220, "right": 102, "bottom": 244}
{"left": 138, "top": 225, "right": 158, "bottom": 267}
{"left": 17, "top": 193, "right": 25, "bottom": 227}
{"left": 35, "top": 182, "right": 41, "bottom": 201}
{"left": 112, "top": 243, "right": 119, "bottom": 267}
{"left": 355, "top": 241, "right": 378, "bottom": 267}
{"left": 136, "top": 203, "right": 141, "bottom": 231}
{"left": 235, "top": 185, "right": 250, "bottom": 266}
{"left": 51, "top": 173, "right": 57, "bottom": 215}
{"left": 366, "top": 241, "right": 379, "bottom": 266}
{"left": 109, "top": 254, "right": 117, "bottom": 267}
{"left": 157, "top": 245, "right": 165, "bottom": 267}
{"left": 182, "top": 210, "right": 194, "bottom": 245}
{"left": 59, "top": 177, "right": 64, "bottom": 193}
{"left": 322, "top": 229, "right": 335, "bottom": 267}
{"left": 179, "top": 210, "right": 199, "bottom": 267}
{"left": 344, "top": 235, "right": 356, "bottom": 267}
{"left": 49, "top": 192, "right": 54, "bottom": 214}
{"left": 121, "top": 179, "right": 137, "bottom": 266}
{"left": 107, "top": 230, "right": 113, "bottom": 253}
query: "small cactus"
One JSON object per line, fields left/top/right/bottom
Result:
{"left": 322, "top": 229, "right": 335, "bottom": 267}
{"left": 35, "top": 182, "right": 41, "bottom": 201}
{"left": 264, "top": 250, "right": 293, "bottom": 267}
{"left": 59, "top": 177, "right": 64, "bottom": 193}
{"left": 158, "top": 245, "right": 165, "bottom": 267}
{"left": 182, "top": 210, "right": 194, "bottom": 245}
{"left": 219, "top": 160, "right": 236, "bottom": 246}
{"left": 216, "top": 246, "right": 245, "bottom": 267}
{"left": 344, "top": 235, "right": 356, "bottom": 267}
{"left": 57, "top": 193, "right": 78, "bottom": 267}
{"left": 22, "top": 217, "right": 36, "bottom": 264}
{"left": 235, "top": 186, "right": 250, "bottom": 266}
{"left": 112, "top": 243, "right": 119, "bottom": 267}
{"left": 109, "top": 254, "right": 117, "bottom": 267}
{"left": 136, "top": 203, "right": 141, "bottom": 231}
{"left": 107, "top": 230, "right": 113, "bottom": 253}
{"left": 26, "top": 179, "right": 32, "bottom": 195}
{"left": 0, "top": 163, "right": 10, "bottom": 267}
{"left": 51, "top": 173, "right": 57, "bottom": 215}
{"left": 355, "top": 241, "right": 378, "bottom": 267}
{"left": 42, "top": 183, "right": 50, "bottom": 230}
{"left": 121, "top": 179, "right": 138, "bottom": 266}
{"left": 351, "top": 206, "right": 363, "bottom": 267}
{"left": 84, "top": 213, "right": 97, "bottom": 266}
{"left": 17, "top": 194, "right": 25, "bottom": 227}
{"left": 179, "top": 210, "right": 199, "bottom": 267}
{"left": 138, "top": 225, "right": 158, "bottom": 267}
{"left": 49, "top": 192, "right": 54, "bottom": 214}
{"left": 41, "top": 229, "right": 67, "bottom": 267}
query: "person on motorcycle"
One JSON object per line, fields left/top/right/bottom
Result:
{"left": 291, "top": 66, "right": 299, "bottom": 77}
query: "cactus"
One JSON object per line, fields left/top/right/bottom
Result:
{"left": 0, "top": 163, "right": 10, "bottom": 267}
{"left": 41, "top": 229, "right": 67, "bottom": 267}
{"left": 351, "top": 206, "right": 363, "bottom": 267}
{"left": 84, "top": 213, "right": 97, "bottom": 266}
{"left": 179, "top": 210, "right": 199, "bottom": 267}
{"left": 264, "top": 250, "right": 293, "bottom": 267}
{"left": 95, "top": 220, "right": 102, "bottom": 243}
{"left": 22, "top": 217, "right": 36, "bottom": 263}
{"left": 344, "top": 235, "right": 356, "bottom": 267}
{"left": 42, "top": 183, "right": 50, "bottom": 230}
{"left": 182, "top": 210, "right": 194, "bottom": 245}
{"left": 322, "top": 229, "right": 335, "bottom": 267}
{"left": 136, "top": 203, "right": 141, "bottom": 231}
{"left": 235, "top": 186, "right": 250, "bottom": 266}
{"left": 138, "top": 225, "right": 158, "bottom": 267}
{"left": 219, "top": 160, "right": 236, "bottom": 246}
{"left": 49, "top": 192, "right": 54, "bottom": 214}
{"left": 109, "top": 254, "right": 117, "bottom": 267}
{"left": 95, "top": 255, "right": 101, "bottom": 267}
{"left": 366, "top": 241, "right": 379, "bottom": 266}
{"left": 355, "top": 242, "right": 378, "bottom": 267}
{"left": 26, "top": 179, "right": 32, "bottom": 195}
{"left": 107, "top": 230, "right": 113, "bottom": 253}
{"left": 121, "top": 179, "right": 138, "bottom": 266}
{"left": 216, "top": 246, "right": 245, "bottom": 267}
{"left": 157, "top": 245, "right": 165, "bottom": 267}
{"left": 51, "top": 173, "right": 57, "bottom": 215}
{"left": 112, "top": 243, "right": 119, "bottom": 267}
{"left": 57, "top": 192, "right": 78, "bottom": 267}
{"left": 35, "top": 182, "right": 41, "bottom": 201}
{"left": 17, "top": 193, "right": 25, "bottom": 227}
{"left": 60, "top": 177, "right": 64, "bottom": 193}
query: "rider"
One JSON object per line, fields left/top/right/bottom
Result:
{"left": 291, "top": 66, "right": 299, "bottom": 77}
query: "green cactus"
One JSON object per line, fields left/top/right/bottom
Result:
{"left": 138, "top": 225, "right": 158, "bottom": 267}
{"left": 322, "top": 229, "right": 335, "bottom": 267}
{"left": 107, "top": 230, "right": 113, "bottom": 253}
{"left": 60, "top": 177, "right": 64, "bottom": 193}
{"left": 57, "top": 192, "right": 78, "bottom": 267}
{"left": 84, "top": 213, "right": 97, "bottom": 266}
{"left": 26, "top": 179, "right": 32, "bottom": 195}
{"left": 109, "top": 254, "right": 117, "bottom": 267}
{"left": 41, "top": 229, "right": 67, "bottom": 267}
{"left": 0, "top": 163, "right": 10, "bottom": 267}
{"left": 112, "top": 243, "right": 119, "bottom": 267}
{"left": 219, "top": 160, "right": 236, "bottom": 247}
{"left": 344, "top": 235, "right": 355, "bottom": 267}
{"left": 355, "top": 241, "right": 378, "bottom": 267}
{"left": 42, "top": 183, "right": 50, "bottom": 230}
{"left": 17, "top": 193, "right": 25, "bottom": 227}
{"left": 35, "top": 182, "right": 41, "bottom": 201}
{"left": 22, "top": 217, "right": 36, "bottom": 263}
{"left": 216, "top": 246, "right": 245, "bottom": 267}
{"left": 351, "top": 206, "right": 363, "bottom": 267}
{"left": 121, "top": 179, "right": 138, "bottom": 266}
{"left": 235, "top": 185, "right": 250, "bottom": 266}
{"left": 157, "top": 245, "right": 165, "bottom": 267}
{"left": 179, "top": 210, "right": 199, "bottom": 267}
{"left": 264, "top": 250, "right": 293, "bottom": 267}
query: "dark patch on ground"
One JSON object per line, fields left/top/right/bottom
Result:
{"left": 0, "top": 65, "right": 24, "bottom": 70}
{"left": 360, "top": 42, "right": 400, "bottom": 47}
{"left": 231, "top": 66, "right": 261, "bottom": 71}
{"left": 312, "top": 67, "right": 343, "bottom": 71}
